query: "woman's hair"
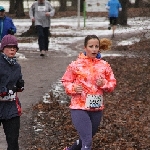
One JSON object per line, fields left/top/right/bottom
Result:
{"left": 100, "top": 38, "right": 112, "bottom": 51}
{"left": 84, "top": 35, "right": 100, "bottom": 49}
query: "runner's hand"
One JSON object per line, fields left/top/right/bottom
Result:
{"left": 32, "top": 18, "right": 35, "bottom": 22}
{"left": 45, "top": 12, "right": 50, "bottom": 16}
{"left": 74, "top": 85, "right": 83, "bottom": 93}
{"left": 96, "top": 77, "right": 105, "bottom": 87}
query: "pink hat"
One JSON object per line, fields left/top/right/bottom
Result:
{"left": 0, "top": 34, "right": 19, "bottom": 51}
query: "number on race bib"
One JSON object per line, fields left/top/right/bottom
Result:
{"left": 38, "top": 6, "right": 46, "bottom": 11}
{"left": 85, "top": 94, "right": 103, "bottom": 108}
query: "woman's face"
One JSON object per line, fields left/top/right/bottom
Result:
{"left": 84, "top": 38, "right": 99, "bottom": 58}
{"left": 3, "top": 45, "right": 18, "bottom": 58}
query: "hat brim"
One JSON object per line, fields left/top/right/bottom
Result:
{"left": 3, "top": 44, "right": 19, "bottom": 51}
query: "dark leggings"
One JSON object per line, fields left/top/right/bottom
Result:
{"left": 69, "top": 109, "right": 103, "bottom": 150}
{"left": 1, "top": 116, "right": 20, "bottom": 150}
{"left": 36, "top": 25, "right": 49, "bottom": 51}
{"left": 109, "top": 17, "right": 117, "bottom": 25}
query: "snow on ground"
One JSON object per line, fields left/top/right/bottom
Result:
{"left": 14, "top": 16, "right": 150, "bottom": 59}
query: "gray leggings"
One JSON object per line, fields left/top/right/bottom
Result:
{"left": 69, "top": 109, "right": 103, "bottom": 150}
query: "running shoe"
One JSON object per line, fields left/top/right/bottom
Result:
{"left": 108, "top": 26, "right": 111, "bottom": 30}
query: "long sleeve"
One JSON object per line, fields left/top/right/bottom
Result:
{"left": 100, "top": 64, "right": 116, "bottom": 92}
{"left": 118, "top": 2, "right": 122, "bottom": 11}
{"left": 49, "top": 4, "right": 55, "bottom": 17}
{"left": 61, "top": 65, "right": 77, "bottom": 95}
{"left": 10, "top": 19, "right": 16, "bottom": 33}
{"left": 29, "top": 3, "right": 34, "bottom": 19}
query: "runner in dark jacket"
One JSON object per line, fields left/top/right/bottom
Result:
{"left": 0, "top": 6, "right": 16, "bottom": 41}
{"left": 0, "top": 34, "right": 24, "bottom": 150}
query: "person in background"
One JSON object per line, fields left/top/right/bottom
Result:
{"left": 0, "top": 6, "right": 16, "bottom": 42}
{"left": 0, "top": 34, "right": 24, "bottom": 150}
{"left": 29, "top": 0, "right": 55, "bottom": 57}
{"left": 106, "top": 0, "right": 122, "bottom": 38}
{"left": 62, "top": 35, "right": 116, "bottom": 150}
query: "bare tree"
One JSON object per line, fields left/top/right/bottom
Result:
{"left": 80, "top": 0, "right": 84, "bottom": 12}
{"left": 9, "top": 0, "right": 25, "bottom": 17}
{"left": 71, "top": 0, "right": 77, "bottom": 10}
{"left": 118, "top": 0, "right": 129, "bottom": 25}
{"left": 9, "top": 0, "right": 16, "bottom": 14}
{"left": 134, "top": 0, "right": 142, "bottom": 8}
{"left": 72, "top": 0, "right": 77, "bottom": 7}
{"left": 59, "top": 0, "right": 67, "bottom": 11}
{"left": 15, "top": 0, "right": 25, "bottom": 17}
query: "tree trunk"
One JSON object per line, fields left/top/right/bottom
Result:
{"left": 9, "top": 0, "right": 16, "bottom": 14}
{"left": 72, "top": 0, "right": 77, "bottom": 10}
{"left": 59, "top": 0, "right": 67, "bottom": 11}
{"left": 15, "top": 0, "right": 25, "bottom": 17}
{"left": 80, "top": 0, "right": 84, "bottom": 12}
{"left": 118, "top": 0, "right": 129, "bottom": 25}
{"left": 134, "top": 0, "right": 142, "bottom": 8}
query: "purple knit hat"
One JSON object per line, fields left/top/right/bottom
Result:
{"left": 0, "top": 34, "right": 19, "bottom": 51}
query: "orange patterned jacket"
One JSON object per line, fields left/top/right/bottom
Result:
{"left": 61, "top": 53, "right": 116, "bottom": 111}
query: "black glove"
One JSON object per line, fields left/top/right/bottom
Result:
{"left": 16, "top": 79, "right": 24, "bottom": 92}
{"left": 12, "top": 86, "right": 17, "bottom": 93}
{"left": 7, "top": 29, "right": 14, "bottom": 35}
{"left": 0, "top": 87, "right": 8, "bottom": 97}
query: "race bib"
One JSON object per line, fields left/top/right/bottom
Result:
{"left": 0, "top": 92, "right": 16, "bottom": 101}
{"left": 85, "top": 94, "right": 103, "bottom": 108}
{"left": 38, "top": 6, "right": 46, "bottom": 11}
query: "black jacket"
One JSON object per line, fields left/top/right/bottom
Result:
{"left": 0, "top": 53, "right": 23, "bottom": 120}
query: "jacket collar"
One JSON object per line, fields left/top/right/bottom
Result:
{"left": 78, "top": 53, "right": 100, "bottom": 61}
{"left": 1, "top": 53, "right": 17, "bottom": 65}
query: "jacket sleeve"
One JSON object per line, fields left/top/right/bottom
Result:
{"left": 61, "top": 65, "right": 77, "bottom": 95}
{"left": 10, "top": 19, "right": 16, "bottom": 34}
{"left": 29, "top": 3, "right": 35, "bottom": 19}
{"left": 118, "top": 3, "right": 122, "bottom": 11}
{"left": 49, "top": 3, "right": 55, "bottom": 17}
{"left": 16, "top": 73, "right": 24, "bottom": 92}
{"left": 100, "top": 64, "right": 116, "bottom": 92}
